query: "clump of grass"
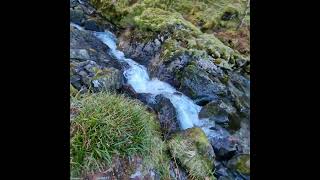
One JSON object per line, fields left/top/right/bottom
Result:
{"left": 70, "top": 92, "right": 170, "bottom": 178}
{"left": 167, "top": 128, "right": 215, "bottom": 179}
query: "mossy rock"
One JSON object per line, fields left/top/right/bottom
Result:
{"left": 91, "top": 0, "right": 248, "bottom": 31}
{"left": 167, "top": 127, "right": 216, "bottom": 179}
{"left": 132, "top": 7, "right": 200, "bottom": 35}
{"left": 91, "top": 67, "right": 124, "bottom": 92}
{"left": 227, "top": 154, "right": 250, "bottom": 175}
{"left": 199, "top": 99, "right": 237, "bottom": 124}
{"left": 91, "top": 0, "right": 247, "bottom": 70}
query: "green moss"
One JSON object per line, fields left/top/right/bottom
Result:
{"left": 91, "top": 0, "right": 248, "bottom": 31}
{"left": 91, "top": 0, "right": 248, "bottom": 69}
{"left": 220, "top": 74, "right": 230, "bottom": 85}
{"left": 90, "top": 0, "right": 132, "bottom": 24}
{"left": 168, "top": 128, "right": 215, "bottom": 179}
{"left": 132, "top": 7, "right": 200, "bottom": 34}
{"left": 71, "top": 92, "right": 170, "bottom": 178}
{"left": 236, "top": 155, "right": 250, "bottom": 174}
{"left": 228, "top": 154, "right": 250, "bottom": 175}
{"left": 157, "top": 24, "right": 243, "bottom": 68}
{"left": 91, "top": 67, "right": 112, "bottom": 80}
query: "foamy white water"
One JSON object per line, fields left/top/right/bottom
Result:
{"left": 93, "top": 31, "right": 202, "bottom": 129}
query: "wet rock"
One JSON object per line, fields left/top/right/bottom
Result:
{"left": 227, "top": 154, "right": 250, "bottom": 176}
{"left": 203, "top": 125, "right": 237, "bottom": 161}
{"left": 70, "top": 49, "right": 90, "bottom": 61}
{"left": 149, "top": 52, "right": 191, "bottom": 87}
{"left": 121, "top": 84, "right": 138, "bottom": 97}
{"left": 168, "top": 128, "right": 215, "bottom": 179}
{"left": 137, "top": 93, "right": 157, "bottom": 109}
{"left": 179, "top": 64, "right": 227, "bottom": 105}
{"left": 232, "top": 122, "right": 250, "bottom": 154}
{"left": 154, "top": 95, "right": 179, "bottom": 139}
{"left": 118, "top": 30, "right": 163, "bottom": 66}
{"left": 70, "top": 74, "right": 82, "bottom": 90}
{"left": 70, "top": 9, "right": 84, "bottom": 25}
{"left": 121, "top": 85, "right": 156, "bottom": 105}
{"left": 215, "top": 161, "right": 248, "bottom": 180}
{"left": 70, "top": 0, "right": 78, "bottom": 8}
{"left": 83, "top": 19, "right": 104, "bottom": 32}
{"left": 199, "top": 99, "right": 237, "bottom": 125}
{"left": 70, "top": 25, "right": 122, "bottom": 69}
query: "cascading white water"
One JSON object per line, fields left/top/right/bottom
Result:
{"left": 93, "top": 31, "right": 202, "bottom": 129}
{"left": 71, "top": 23, "right": 250, "bottom": 163}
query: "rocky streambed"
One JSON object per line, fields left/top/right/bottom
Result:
{"left": 70, "top": 0, "right": 250, "bottom": 179}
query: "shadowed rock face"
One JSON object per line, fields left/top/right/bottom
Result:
{"left": 154, "top": 95, "right": 180, "bottom": 139}
{"left": 70, "top": 25, "right": 124, "bottom": 92}
{"left": 70, "top": 26, "right": 118, "bottom": 67}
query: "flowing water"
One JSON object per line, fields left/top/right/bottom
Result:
{"left": 93, "top": 31, "right": 202, "bottom": 129}
{"left": 71, "top": 22, "right": 215, "bottom": 130}
{"left": 71, "top": 22, "right": 242, "bottom": 155}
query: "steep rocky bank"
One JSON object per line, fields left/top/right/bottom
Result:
{"left": 70, "top": 0, "right": 250, "bottom": 179}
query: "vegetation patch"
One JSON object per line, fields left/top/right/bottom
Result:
{"left": 168, "top": 128, "right": 216, "bottom": 179}
{"left": 70, "top": 92, "right": 170, "bottom": 178}
{"left": 91, "top": 0, "right": 249, "bottom": 69}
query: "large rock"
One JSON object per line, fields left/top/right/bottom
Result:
{"left": 83, "top": 19, "right": 105, "bottom": 32}
{"left": 214, "top": 161, "right": 249, "bottom": 180}
{"left": 91, "top": 67, "right": 124, "bottom": 92}
{"left": 118, "top": 90, "right": 180, "bottom": 138}
{"left": 203, "top": 125, "right": 237, "bottom": 161}
{"left": 70, "top": 49, "right": 90, "bottom": 61}
{"left": 178, "top": 63, "right": 227, "bottom": 105}
{"left": 70, "top": 8, "right": 84, "bottom": 25}
{"left": 227, "top": 72, "right": 250, "bottom": 119}
{"left": 118, "top": 28, "right": 164, "bottom": 66}
{"left": 167, "top": 128, "right": 215, "bottom": 179}
{"left": 70, "top": 60, "right": 123, "bottom": 92}
{"left": 154, "top": 95, "right": 180, "bottom": 139}
{"left": 70, "top": 25, "right": 121, "bottom": 69}
{"left": 199, "top": 99, "right": 237, "bottom": 125}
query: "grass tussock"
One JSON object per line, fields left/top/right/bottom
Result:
{"left": 70, "top": 92, "right": 170, "bottom": 178}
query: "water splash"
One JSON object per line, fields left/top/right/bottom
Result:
{"left": 93, "top": 31, "right": 202, "bottom": 129}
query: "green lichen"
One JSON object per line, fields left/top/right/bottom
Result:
{"left": 167, "top": 128, "right": 215, "bottom": 179}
